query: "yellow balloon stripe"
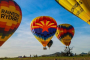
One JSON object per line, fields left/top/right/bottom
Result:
{"left": 40, "top": 21, "right": 44, "bottom": 25}
{"left": 48, "top": 23, "right": 55, "bottom": 26}
{"left": 35, "top": 23, "right": 43, "bottom": 26}
{"left": 61, "top": 35, "right": 72, "bottom": 42}
{"left": 61, "top": 24, "right": 71, "bottom": 27}
{"left": 32, "top": 26, "right": 40, "bottom": 29}
{"left": 61, "top": 41, "right": 71, "bottom": 46}
{"left": 46, "top": 21, "right": 50, "bottom": 25}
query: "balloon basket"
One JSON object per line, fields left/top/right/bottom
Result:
{"left": 43, "top": 47, "right": 47, "bottom": 50}
{"left": 65, "top": 46, "right": 67, "bottom": 49}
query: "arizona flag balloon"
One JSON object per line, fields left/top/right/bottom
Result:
{"left": 30, "top": 16, "right": 57, "bottom": 49}
{"left": 55, "top": 24, "right": 74, "bottom": 46}
{"left": 55, "top": 0, "right": 90, "bottom": 25}
{"left": 0, "top": 0, "right": 22, "bottom": 46}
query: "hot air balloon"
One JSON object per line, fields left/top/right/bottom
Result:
{"left": 30, "top": 16, "right": 57, "bottom": 50}
{"left": 0, "top": 0, "right": 22, "bottom": 46}
{"left": 55, "top": 24, "right": 75, "bottom": 46}
{"left": 47, "top": 40, "right": 53, "bottom": 49}
{"left": 55, "top": 0, "right": 90, "bottom": 25}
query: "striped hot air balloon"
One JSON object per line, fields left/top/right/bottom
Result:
{"left": 30, "top": 16, "right": 57, "bottom": 50}
{"left": 55, "top": 24, "right": 75, "bottom": 46}
{"left": 0, "top": 0, "right": 22, "bottom": 46}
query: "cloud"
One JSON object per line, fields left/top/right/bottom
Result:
{"left": 1, "top": 15, "right": 90, "bottom": 57}
{"left": 0, "top": 0, "right": 90, "bottom": 57}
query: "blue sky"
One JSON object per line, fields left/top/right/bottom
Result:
{"left": 0, "top": 0, "right": 90, "bottom": 57}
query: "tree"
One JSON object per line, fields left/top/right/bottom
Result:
{"left": 88, "top": 51, "right": 90, "bottom": 56}
{"left": 30, "top": 54, "right": 31, "bottom": 57}
{"left": 88, "top": 51, "right": 90, "bottom": 54}
{"left": 64, "top": 46, "right": 74, "bottom": 56}
{"left": 23, "top": 55, "right": 26, "bottom": 58}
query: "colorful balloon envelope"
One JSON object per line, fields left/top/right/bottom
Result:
{"left": 47, "top": 40, "right": 53, "bottom": 49}
{"left": 55, "top": 0, "right": 90, "bottom": 25}
{"left": 55, "top": 24, "right": 75, "bottom": 46}
{"left": 30, "top": 16, "right": 57, "bottom": 49}
{"left": 0, "top": 0, "right": 22, "bottom": 46}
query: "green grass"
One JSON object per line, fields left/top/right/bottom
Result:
{"left": 1, "top": 56, "right": 90, "bottom": 60}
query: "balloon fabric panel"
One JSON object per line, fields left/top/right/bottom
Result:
{"left": 56, "top": 24, "right": 74, "bottom": 41}
{"left": 0, "top": 0, "right": 22, "bottom": 46}
{"left": 62, "top": 41, "right": 71, "bottom": 46}
{"left": 30, "top": 16, "right": 57, "bottom": 47}
{"left": 55, "top": 0, "right": 90, "bottom": 25}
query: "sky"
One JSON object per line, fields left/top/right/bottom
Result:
{"left": 0, "top": 0, "right": 90, "bottom": 57}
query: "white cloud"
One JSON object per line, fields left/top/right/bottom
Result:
{"left": 0, "top": 0, "right": 90, "bottom": 57}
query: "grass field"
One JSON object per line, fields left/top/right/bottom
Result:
{"left": 1, "top": 56, "right": 90, "bottom": 60}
